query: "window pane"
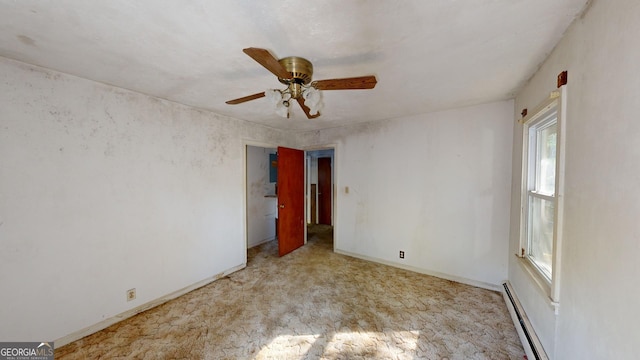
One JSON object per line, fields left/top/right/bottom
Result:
{"left": 536, "top": 122, "right": 557, "bottom": 195}
{"left": 527, "top": 195, "right": 554, "bottom": 279}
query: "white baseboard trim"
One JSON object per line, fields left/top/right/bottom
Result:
{"left": 248, "top": 236, "right": 276, "bottom": 249}
{"left": 334, "top": 249, "right": 501, "bottom": 292}
{"left": 55, "top": 263, "right": 246, "bottom": 348}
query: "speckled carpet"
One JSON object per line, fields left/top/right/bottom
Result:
{"left": 57, "top": 225, "right": 524, "bottom": 359}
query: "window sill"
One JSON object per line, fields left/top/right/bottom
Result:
{"left": 516, "top": 255, "right": 559, "bottom": 314}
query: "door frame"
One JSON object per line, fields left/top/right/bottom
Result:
{"left": 243, "top": 141, "right": 339, "bottom": 256}
{"left": 243, "top": 140, "right": 309, "bottom": 258}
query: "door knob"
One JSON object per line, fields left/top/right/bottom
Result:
{"left": 279, "top": 204, "right": 285, "bottom": 208}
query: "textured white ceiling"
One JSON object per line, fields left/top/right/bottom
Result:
{"left": 0, "top": 0, "right": 588, "bottom": 130}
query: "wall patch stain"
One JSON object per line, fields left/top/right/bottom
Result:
{"left": 17, "top": 35, "right": 36, "bottom": 47}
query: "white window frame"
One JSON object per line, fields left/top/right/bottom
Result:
{"left": 519, "top": 87, "right": 566, "bottom": 307}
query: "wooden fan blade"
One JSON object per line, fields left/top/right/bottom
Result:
{"left": 243, "top": 47, "right": 291, "bottom": 80}
{"left": 297, "top": 98, "right": 320, "bottom": 119}
{"left": 226, "top": 92, "right": 265, "bottom": 105}
{"left": 311, "top": 76, "right": 377, "bottom": 90}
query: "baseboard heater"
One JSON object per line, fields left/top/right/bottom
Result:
{"left": 502, "top": 282, "right": 549, "bottom": 360}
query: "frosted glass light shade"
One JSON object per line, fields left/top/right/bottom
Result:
{"left": 303, "top": 87, "right": 323, "bottom": 115}
{"left": 275, "top": 102, "right": 289, "bottom": 118}
{"left": 265, "top": 89, "right": 283, "bottom": 105}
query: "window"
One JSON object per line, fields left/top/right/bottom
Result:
{"left": 525, "top": 109, "right": 557, "bottom": 280}
{"left": 520, "top": 89, "right": 565, "bottom": 301}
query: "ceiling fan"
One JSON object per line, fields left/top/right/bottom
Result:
{"left": 226, "top": 48, "right": 377, "bottom": 119}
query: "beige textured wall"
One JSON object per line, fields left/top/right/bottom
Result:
{"left": 0, "top": 57, "right": 289, "bottom": 342}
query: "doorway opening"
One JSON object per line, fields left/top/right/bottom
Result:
{"left": 245, "top": 144, "right": 306, "bottom": 258}
{"left": 245, "top": 145, "right": 278, "bottom": 250}
{"left": 245, "top": 144, "right": 335, "bottom": 257}
{"left": 306, "top": 148, "right": 335, "bottom": 249}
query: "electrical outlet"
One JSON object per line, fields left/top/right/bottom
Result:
{"left": 126, "top": 288, "right": 136, "bottom": 301}
{"left": 399, "top": 251, "right": 405, "bottom": 259}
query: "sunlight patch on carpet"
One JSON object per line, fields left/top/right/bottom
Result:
{"left": 256, "top": 330, "right": 420, "bottom": 359}
{"left": 324, "top": 330, "right": 420, "bottom": 358}
{"left": 255, "top": 334, "right": 321, "bottom": 358}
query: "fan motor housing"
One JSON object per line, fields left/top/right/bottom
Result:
{"left": 277, "top": 56, "right": 313, "bottom": 85}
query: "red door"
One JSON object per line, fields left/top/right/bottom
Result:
{"left": 277, "top": 147, "right": 305, "bottom": 256}
{"left": 318, "top": 157, "right": 332, "bottom": 225}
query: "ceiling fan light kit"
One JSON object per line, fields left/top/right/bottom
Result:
{"left": 226, "top": 48, "right": 377, "bottom": 119}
